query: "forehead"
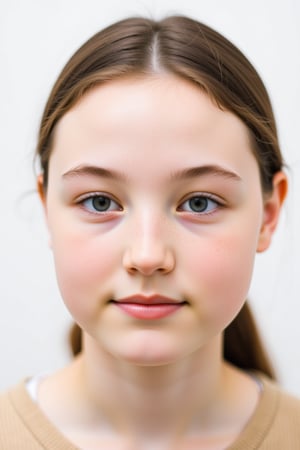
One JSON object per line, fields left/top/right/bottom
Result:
{"left": 50, "top": 74, "right": 257, "bottom": 180}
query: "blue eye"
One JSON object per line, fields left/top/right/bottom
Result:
{"left": 179, "top": 195, "right": 219, "bottom": 214}
{"left": 81, "top": 195, "right": 121, "bottom": 213}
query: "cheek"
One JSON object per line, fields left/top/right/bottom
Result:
{"left": 50, "top": 227, "right": 118, "bottom": 319}
{"left": 181, "top": 226, "right": 259, "bottom": 326}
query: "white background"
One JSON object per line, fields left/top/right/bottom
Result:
{"left": 0, "top": 0, "right": 299, "bottom": 394}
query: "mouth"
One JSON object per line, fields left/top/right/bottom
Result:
{"left": 110, "top": 295, "right": 188, "bottom": 320}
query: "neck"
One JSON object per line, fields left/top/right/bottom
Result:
{"left": 76, "top": 334, "right": 227, "bottom": 436}
{"left": 39, "top": 334, "right": 260, "bottom": 448}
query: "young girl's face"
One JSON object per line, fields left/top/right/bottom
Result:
{"left": 42, "top": 75, "right": 276, "bottom": 365}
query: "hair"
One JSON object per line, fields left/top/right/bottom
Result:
{"left": 36, "top": 15, "right": 283, "bottom": 379}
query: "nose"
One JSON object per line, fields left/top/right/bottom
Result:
{"left": 122, "top": 214, "right": 175, "bottom": 276}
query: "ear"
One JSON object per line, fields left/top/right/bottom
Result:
{"left": 37, "top": 174, "right": 47, "bottom": 209}
{"left": 37, "top": 174, "right": 52, "bottom": 248}
{"left": 256, "top": 171, "right": 288, "bottom": 253}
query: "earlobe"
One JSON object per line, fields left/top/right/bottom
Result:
{"left": 256, "top": 171, "right": 288, "bottom": 253}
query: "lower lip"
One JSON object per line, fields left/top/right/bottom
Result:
{"left": 113, "top": 302, "right": 184, "bottom": 320}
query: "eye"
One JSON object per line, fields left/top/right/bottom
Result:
{"left": 80, "top": 194, "right": 122, "bottom": 213}
{"left": 178, "top": 195, "right": 220, "bottom": 214}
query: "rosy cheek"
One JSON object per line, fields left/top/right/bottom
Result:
{"left": 51, "top": 230, "right": 118, "bottom": 319}
{"left": 183, "top": 233, "right": 256, "bottom": 315}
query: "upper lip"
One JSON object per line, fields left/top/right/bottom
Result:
{"left": 113, "top": 295, "right": 184, "bottom": 305}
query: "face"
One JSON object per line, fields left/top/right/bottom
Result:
{"left": 42, "top": 75, "right": 281, "bottom": 366}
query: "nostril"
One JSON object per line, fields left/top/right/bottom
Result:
{"left": 122, "top": 245, "right": 175, "bottom": 276}
{"left": 127, "top": 266, "right": 138, "bottom": 274}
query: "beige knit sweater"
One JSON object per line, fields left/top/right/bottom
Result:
{"left": 1, "top": 374, "right": 300, "bottom": 449}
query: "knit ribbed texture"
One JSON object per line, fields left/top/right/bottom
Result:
{"left": 0, "top": 381, "right": 77, "bottom": 449}
{"left": 1, "top": 374, "right": 300, "bottom": 449}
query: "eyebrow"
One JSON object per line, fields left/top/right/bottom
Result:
{"left": 62, "top": 165, "right": 128, "bottom": 182}
{"left": 169, "top": 165, "right": 242, "bottom": 182}
{"left": 62, "top": 164, "right": 241, "bottom": 183}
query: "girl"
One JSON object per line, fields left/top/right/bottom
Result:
{"left": 1, "top": 15, "right": 299, "bottom": 450}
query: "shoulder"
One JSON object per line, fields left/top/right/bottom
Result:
{"left": 0, "top": 381, "right": 42, "bottom": 449}
{"left": 0, "top": 380, "right": 78, "bottom": 450}
{"left": 231, "top": 373, "right": 300, "bottom": 449}
{"left": 272, "top": 380, "right": 300, "bottom": 429}
{"left": 254, "top": 374, "right": 300, "bottom": 448}
{"left": 0, "top": 383, "right": 21, "bottom": 426}
{"left": 0, "top": 382, "right": 29, "bottom": 447}
{"left": 262, "top": 374, "right": 300, "bottom": 416}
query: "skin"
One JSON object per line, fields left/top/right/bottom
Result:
{"left": 38, "top": 74, "right": 287, "bottom": 449}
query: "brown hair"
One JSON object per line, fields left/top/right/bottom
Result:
{"left": 37, "top": 16, "right": 281, "bottom": 379}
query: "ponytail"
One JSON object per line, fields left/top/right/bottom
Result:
{"left": 68, "top": 301, "right": 276, "bottom": 379}
{"left": 223, "top": 302, "right": 276, "bottom": 379}
{"left": 69, "top": 321, "right": 82, "bottom": 358}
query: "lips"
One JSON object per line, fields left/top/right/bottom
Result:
{"left": 111, "top": 295, "right": 186, "bottom": 320}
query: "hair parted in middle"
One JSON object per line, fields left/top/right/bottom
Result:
{"left": 36, "top": 15, "right": 282, "bottom": 378}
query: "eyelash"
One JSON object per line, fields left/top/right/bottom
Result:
{"left": 177, "top": 193, "right": 223, "bottom": 216}
{"left": 77, "top": 193, "right": 122, "bottom": 215}
{"left": 76, "top": 192, "right": 224, "bottom": 216}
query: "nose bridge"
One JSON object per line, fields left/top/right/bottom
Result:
{"left": 137, "top": 207, "right": 164, "bottom": 245}
{"left": 123, "top": 206, "right": 174, "bottom": 275}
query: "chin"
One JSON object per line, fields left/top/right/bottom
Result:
{"left": 118, "top": 349, "right": 181, "bottom": 367}
{"left": 104, "top": 330, "right": 186, "bottom": 367}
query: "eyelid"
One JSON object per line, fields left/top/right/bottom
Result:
{"left": 179, "top": 192, "right": 225, "bottom": 204}
{"left": 177, "top": 192, "right": 225, "bottom": 214}
{"left": 76, "top": 192, "right": 123, "bottom": 213}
